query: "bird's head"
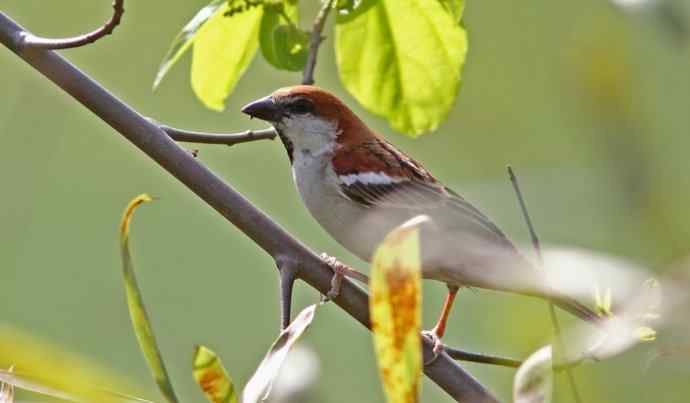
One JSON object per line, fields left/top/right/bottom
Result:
{"left": 241, "top": 85, "right": 369, "bottom": 161}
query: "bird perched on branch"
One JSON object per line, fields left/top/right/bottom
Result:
{"left": 242, "top": 85, "right": 599, "bottom": 351}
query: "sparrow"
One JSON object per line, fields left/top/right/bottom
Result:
{"left": 241, "top": 85, "right": 599, "bottom": 349}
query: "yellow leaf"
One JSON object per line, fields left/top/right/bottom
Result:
{"left": 120, "top": 194, "right": 179, "bottom": 403}
{"left": 0, "top": 327, "right": 149, "bottom": 402}
{"left": 193, "top": 346, "right": 238, "bottom": 403}
{"left": 369, "top": 221, "right": 422, "bottom": 403}
{"left": 192, "top": 3, "right": 263, "bottom": 111}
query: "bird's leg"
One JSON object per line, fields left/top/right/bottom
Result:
{"left": 320, "top": 253, "right": 369, "bottom": 301}
{"left": 423, "top": 285, "right": 460, "bottom": 363}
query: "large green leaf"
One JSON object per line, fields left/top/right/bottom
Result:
{"left": 153, "top": 0, "right": 226, "bottom": 90}
{"left": 259, "top": 0, "right": 309, "bottom": 71}
{"left": 119, "top": 194, "right": 179, "bottom": 403}
{"left": 335, "top": 0, "right": 468, "bottom": 136}
{"left": 192, "top": 3, "right": 263, "bottom": 111}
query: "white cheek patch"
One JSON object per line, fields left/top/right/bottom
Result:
{"left": 339, "top": 172, "right": 406, "bottom": 186}
{"left": 280, "top": 115, "right": 338, "bottom": 157}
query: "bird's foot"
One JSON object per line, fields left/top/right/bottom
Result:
{"left": 321, "top": 253, "right": 348, "bottom": 301}
{"left": 421, "top": 327, "right": 445, "bottom": 365}
{"left": 320, "top": 253, "right": 368, "bottom": 302}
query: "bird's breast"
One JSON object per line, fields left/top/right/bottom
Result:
{"left": 291, "top": 156, "right": 394, "bottom": 261}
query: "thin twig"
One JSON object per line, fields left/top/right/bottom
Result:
{"left": 302, "top": 0, "right": 335, "bottom": 85}
{"left": 507, "top": 166, "right": 583, "bottom": 403}
{"left": 445, "top": 346, "right": 523, "bottom": 368}
{"left": 156, "top": 121, "right": 277, "bottom": 146}
{"left": 18, "top": 0, "right": 124, "bottom": 50}
{"left": 0, "top": 13, "right": 499, "bottom": 403}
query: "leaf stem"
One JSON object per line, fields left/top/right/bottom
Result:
{"left": 507, "top": 166, "right": 583, "bottom": 403}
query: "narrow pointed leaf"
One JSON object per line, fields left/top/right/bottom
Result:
{"left": 370, "top": 217, "right": 423, "bottom": 403}
{"left": 192, "top": 345, "right": 238, "bottom": 403}
{"left": 242, "top": 304, "right": 317, "bottom": 403}
{"left": 513, "top": 346, "right": 553, "bottom": 403}
{"left": 335, "top": 0, "right": 468, "bottom": 136}
{"left": 259, "top": 0, "right": 308, "bottom": 71}
{"left": 153, "top": 0, "right": 227, "bottom": 89}
{"left": 0, "top": 371, "right": 150, "bottom": 403}
{"left": 192, "top": 3, "right": 263, "bottom": 111}
{"left": 0, "top": 328, "right": 150, "bottom": 402}
{"left": 120, "top": 194, "right": 179, "bottom": 403}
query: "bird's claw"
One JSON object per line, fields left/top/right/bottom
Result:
{"left": 422, "top": 329, "right": 445, "bottom": 366}
{"left": 321, "top": 253, "right": 347, "bottom": 302}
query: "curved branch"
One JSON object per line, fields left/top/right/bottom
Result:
{"left": 156, "top": 121, "right": 277, "bottom": 146}
{"left": 0, "top": 13, "right": 500, "bottom": 403}
{"left": 302, "top": 0, "right": 335, "bottom": 85}
{"left": 18, "top": 0, "right": 124, "bottom": 50}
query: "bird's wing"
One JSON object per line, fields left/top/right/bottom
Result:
{"left": 332, "top": 139, "right": 509, "bottom": 243}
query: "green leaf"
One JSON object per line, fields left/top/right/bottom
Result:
{"left": 335, "top": 0, "right": 468, "bottom": 136}
{"left": 513, "top": 346, "right": 553, "bottom": 403}
{"left": 370, "top": 217, "right": 423, "bottom": 403}
{"left": 438, "top": 0, "right": 464, "bottom": 21}
{"left": 153, "top": 0, "right": 227, "bottom": 90}
{"left": 192, "top": 346, "right": 238, "bottom": 403}
{"left": 260, "top": 0, "right": 309, "bottom": 71}
{"left": 192, "top": 3, "right": 263, "bottom": 111}
{"left": 119, "top": 194, "right": 179, "bottom": 403}
{"left": 242, "top": 304, "right": 317, "bottom": 403}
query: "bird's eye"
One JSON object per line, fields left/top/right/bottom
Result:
{"left": 288, "top": 98, "right": 314, "bottom": 115}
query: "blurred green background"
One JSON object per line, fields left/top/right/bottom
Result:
{"left": 2, "top": 0, "right": 690, "bottom": 402}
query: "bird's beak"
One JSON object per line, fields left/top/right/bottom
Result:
{"left": 241, "top": 96, "right": 283, "bottom": 122}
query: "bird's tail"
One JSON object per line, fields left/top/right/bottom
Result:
{"left": 551, "top": 295, "right": 602, "bottom": 323}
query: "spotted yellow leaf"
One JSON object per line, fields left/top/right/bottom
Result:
{"left": 370, "top": 219, "right": 423, "bottom": 403}
{"left": 192, "top": 345, "right": 238, "bottom": 403}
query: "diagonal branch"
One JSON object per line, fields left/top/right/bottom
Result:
{"left": 0, "top": 12, "right": 499, "bottom": 403}
{"left": 17, "top": 0, "right": 124, "bottom": 50}
{"left": 302, "top": 0, "right": 335, "bottom": 85}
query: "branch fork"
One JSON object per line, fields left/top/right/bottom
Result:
{"left": 0, "top": 6, "right": 507, "bottom": 402}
